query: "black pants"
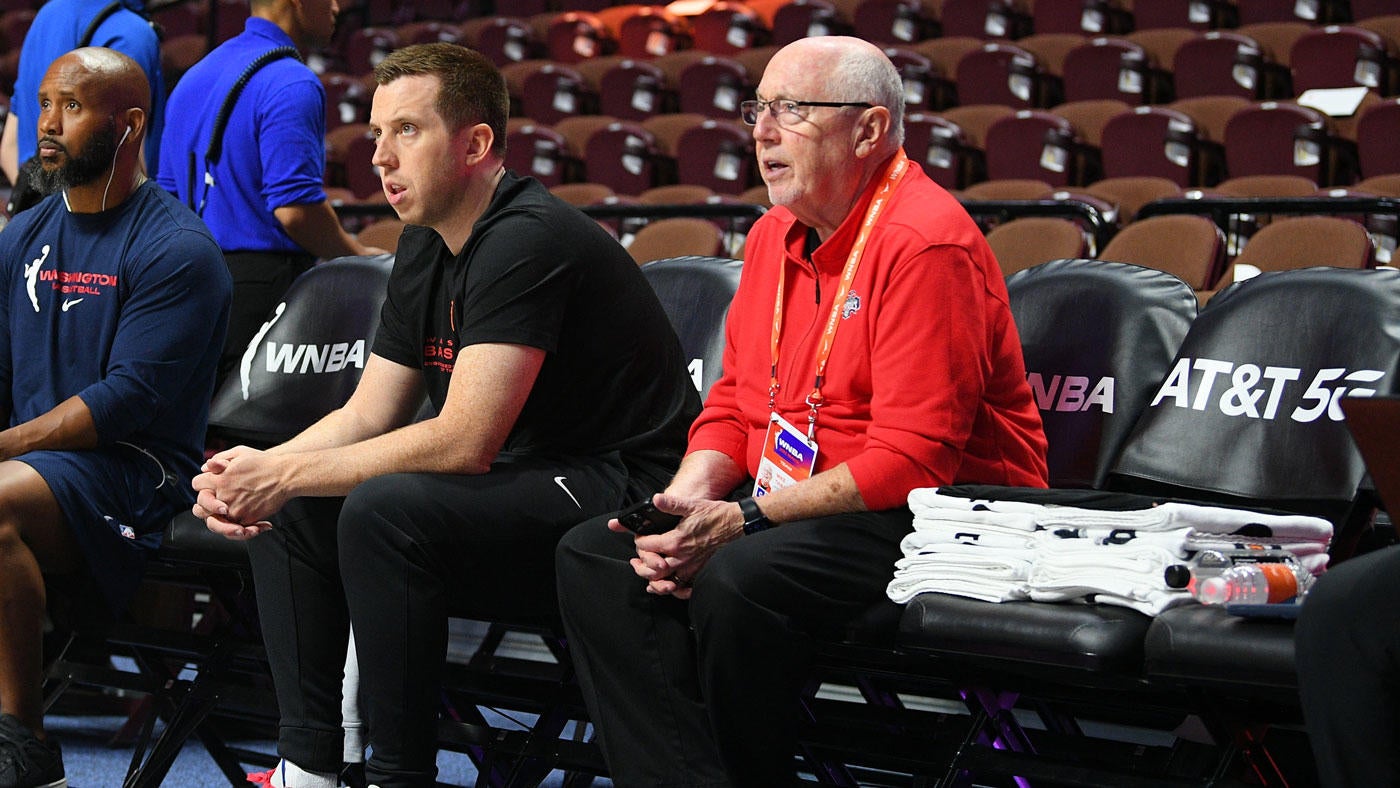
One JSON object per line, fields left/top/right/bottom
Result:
{"left": 555, "top": 505, "right": 912, "bottom": 787}
{"left": 247, "top": 456, "right": 634, "bottom": 787}
{"left": 1295, "top": 543, "right": 1400, "bottom": 788}
{"left": 219, "top": 250, "right": 315, "bottom": 391}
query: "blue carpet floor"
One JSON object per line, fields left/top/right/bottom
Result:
{"left": 50, "top": 713, "right": 612, "bottom": 788}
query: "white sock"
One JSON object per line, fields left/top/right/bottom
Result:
{"left": 273, "top": 760, "right": 337, "bottom": 788}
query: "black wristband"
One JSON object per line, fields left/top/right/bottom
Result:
{"left": 739, "top": 496, "right": 772, "bottom": 535}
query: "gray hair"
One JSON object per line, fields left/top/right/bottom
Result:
{"left": 826, "top": 44, "right": 905, "bottom": 150}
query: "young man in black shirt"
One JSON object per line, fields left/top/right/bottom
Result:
{"left": 193, "top": 43, "right": 700, "bottom": 788}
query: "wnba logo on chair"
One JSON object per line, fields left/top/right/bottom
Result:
{"left": 238, "top": 301, "right": 369, "bottom": 400}
{"left": 1027, "top": 373, "right": 1115, "bottom": 413}
{"left": 1149, "top": 357, "right": 1386, "bottom": 422}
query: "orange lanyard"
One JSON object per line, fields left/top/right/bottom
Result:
{"left": 768, "top": 150, "right": 911, "bottom": 440}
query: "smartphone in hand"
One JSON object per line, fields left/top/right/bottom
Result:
{"left": 617, "top": 499, "right": 682, "bottom": 535}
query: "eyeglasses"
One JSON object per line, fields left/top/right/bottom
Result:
{"left": 739, "top": 99, "right": 875, "bottom": 126}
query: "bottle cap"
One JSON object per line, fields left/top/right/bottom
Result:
{"left": 1197, "top": 575, "right": 1230, "bottom": 605}
{"left": 1163, "top": 564, "right": 1191, "bottom": 589}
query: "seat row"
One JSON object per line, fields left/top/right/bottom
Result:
{"left": 987, "top": 210, "right": 1386, "bottom": 301}
{"left": 335, "top": 0, "right": 1400, "bottom": 68}
{"left": 50, "top": 253, "right": 1400, "bottom": 785}
{"left": 801, "top": 257, "right": 1400, "bottom": 784}
{"left": 909, "top": 93, "right": 1400, "bottom": 191}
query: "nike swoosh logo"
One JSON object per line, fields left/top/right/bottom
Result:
{"left": 554, "top": 476, "right": 581, "bottom": 508}
{"left": 62, "top": 298, "right": 83, "bottom": 311}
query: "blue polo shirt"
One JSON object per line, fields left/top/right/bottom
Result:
{"left": 156, "top": 18, "right": 327, "bottom": 254}
{"left": 13, "top": 0, "right": 165, "bottom": 175}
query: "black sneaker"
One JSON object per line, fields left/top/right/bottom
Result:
{"left": 0, "top": 715, "right": 65, "bottom": 788}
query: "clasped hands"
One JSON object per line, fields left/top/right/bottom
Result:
{"left": 191, "top": 445, "right": 288, "bottom": 541}
{"left": 609, "top": 493, "right": 744, "bottom": 599}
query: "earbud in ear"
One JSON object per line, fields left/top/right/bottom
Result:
{"left": 119, "top": 126, "right": 131, "bottom": 146}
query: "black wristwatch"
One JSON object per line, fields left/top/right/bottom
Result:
{"left": 738, "top": 497, "right": 772, "bottom": 535}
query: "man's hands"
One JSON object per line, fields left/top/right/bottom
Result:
{"left": 611, "top": 492, "right": 746, "bottom": 599}
{"left": 192, "top": 446, "right": 289, "bottom": 540}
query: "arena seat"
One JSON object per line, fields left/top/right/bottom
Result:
{"left": 395, "top": 20, "right": 462, "bottom": 47}
{"left": 43, "top": 255, "right": 399, "bottom": 788}
{"left": 983, "top": 109, "right": 1082, "bottom": 186}
{"left": 542, "top": 11, "right": 615, "bottom": 63}
{"left": 1207, "top": 173, "right": 1320, "bottom": 198}
{"left": 1031, "top": 0, "right": 1131, "bottom": 35}
{"left": 910, "top": 34, "right": 983, "bottom": 99}
{"left": 551, "top": 181, "right": 618, "bottom": 208}
{"left": 1289, "top": 24, "right": 1399, "bottom": 96}
{"left": 627, "top": 217, "right": 727, "bottom": 265}
{"left": 688, "top": 0, "right": 771, "bottom": 55}
{"left": 500, "top": 59, "right": 592, "bottom": 126}
{"left": 1357, "top": 97, "right": 1400, "bottom": 178}
{"left": 839, "top": 0, "right": 936, "bottom": 44}
{"left": 574, "top": 55, "right": 667, "bottom": 121}
{"left": 1114, "top": 266, "right": 1400, "bottom": 739}
{"left": 878, "top": 267, "right": 1400, "bottom": 787}
{"left": 1172, "top": 30, "right": 1285, "bottom": 100}
{"left": 1015, "top": 31, "right": 1086, "bottom": 85}
{"left": 1111, "top": 266, "right": 1399, "bottom": 532}
{"left": 1124, "top": 27, "right": 1195, "bottom": 74}
{"left": 983, "top": 216, "right": 1088, "bottom": 276}
{"left": 670, "top": 117, "right": 756, "bottom": 195}
{"left": 1099, "top": 105, "right": 1204, "bottom": 186}
{"left": 674, "top": 54, "right": 752, "bottom": 119}
{"left": 640, "top": 255, "right": 743, "bottom": 398}
{"left": 769, "top": 0, "right": 848, "bottom": 45}
{"left": 959, "top": 177, "right": 1053, "bottom": 201}
{"left": 938, "top": 0, "right": 1032, "bottom": 39}
{"left": 1131, "top": 0, "right": 1234, "bottom": 31}
{"left": 1077, "top": 175, "right": 1184, "bottom": 222}
{"left": 1061, "top": 36, "right": 1164, "bottom": 104}
{"left": 1098, "top": 214, "right": 1228, "bottom": 297}
{"left": 955, "top": 41, "right": 1050, "bottom": 108}
{"left": 1236, "top": 0, "right": 1349, "bottom": 25}
{"left": 0, "top": 7, "right": 33, "bottom": 51}
{"left": 504, "top": 119, "right": 570, "bottom": 188}
{"left": 880, "top": 261, "right": 1204, "bottom": 786}
{"left": 340, "top": 27, "right": 399, "bottom": 76}
{"left": 576, "top": 119, "right": 663, "bottom": 196}
{"left": 903, "top": 112, "right": 973, "bottom": 188}
{"left": 324, "top": 123, "right": 379, "bottom": 200}
{"left": 882, "top": 46, "right": 941, "bottom": 112}
{"left": 356, "top": 218, "right": 405, "bottom": 251}
{"left": 1223, "top": 100, "right": 1346, "bottom": 185}
{"left": 458, "top": 16, "right": 542, "bottom": 67}
{"left": 1017, "top": 259, "right": 1200, "bottom": 488}
{"left": 1232, "top": 215, "right": 1376, "bottom": 273}
{"left": 600, "top": 4, "right": 691, "bottom": 58}
{"left": 320, "top": 72, "right": 371, "bottom": 131}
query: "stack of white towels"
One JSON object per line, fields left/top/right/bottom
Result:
{"left": 887, "top": 488, "right": 1335, "bottom": 616}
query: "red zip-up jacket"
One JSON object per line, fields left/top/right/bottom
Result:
{"left": 688, "top": 156, "right": 1048, "bottom": 511}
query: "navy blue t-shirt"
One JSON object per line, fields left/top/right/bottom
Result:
{"left": 0, "top": 182, "right": 231, "bottom": 488}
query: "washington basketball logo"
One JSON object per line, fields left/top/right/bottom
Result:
{"left": 842, "top": 291, "right": 861, "bottom": 320}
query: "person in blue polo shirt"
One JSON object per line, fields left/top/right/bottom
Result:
{"left": 158, "top": 0, "right": 380, "bottom": 391}
{"left": 1, "top": 0, "right": 165, "bottom": 194}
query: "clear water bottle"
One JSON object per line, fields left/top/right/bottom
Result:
{"left": 1192, "top": 561, "right": 1313, "bottom": 605}
{"left": 1162, "top": 548, "right": 1313, "bottom": 605}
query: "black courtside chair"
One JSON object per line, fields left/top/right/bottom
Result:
{"left": 434, "top": 255, "right": 743, "bottom": 787}
{"left": 43, "top": 254, "right": 396, "bottom": 788}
